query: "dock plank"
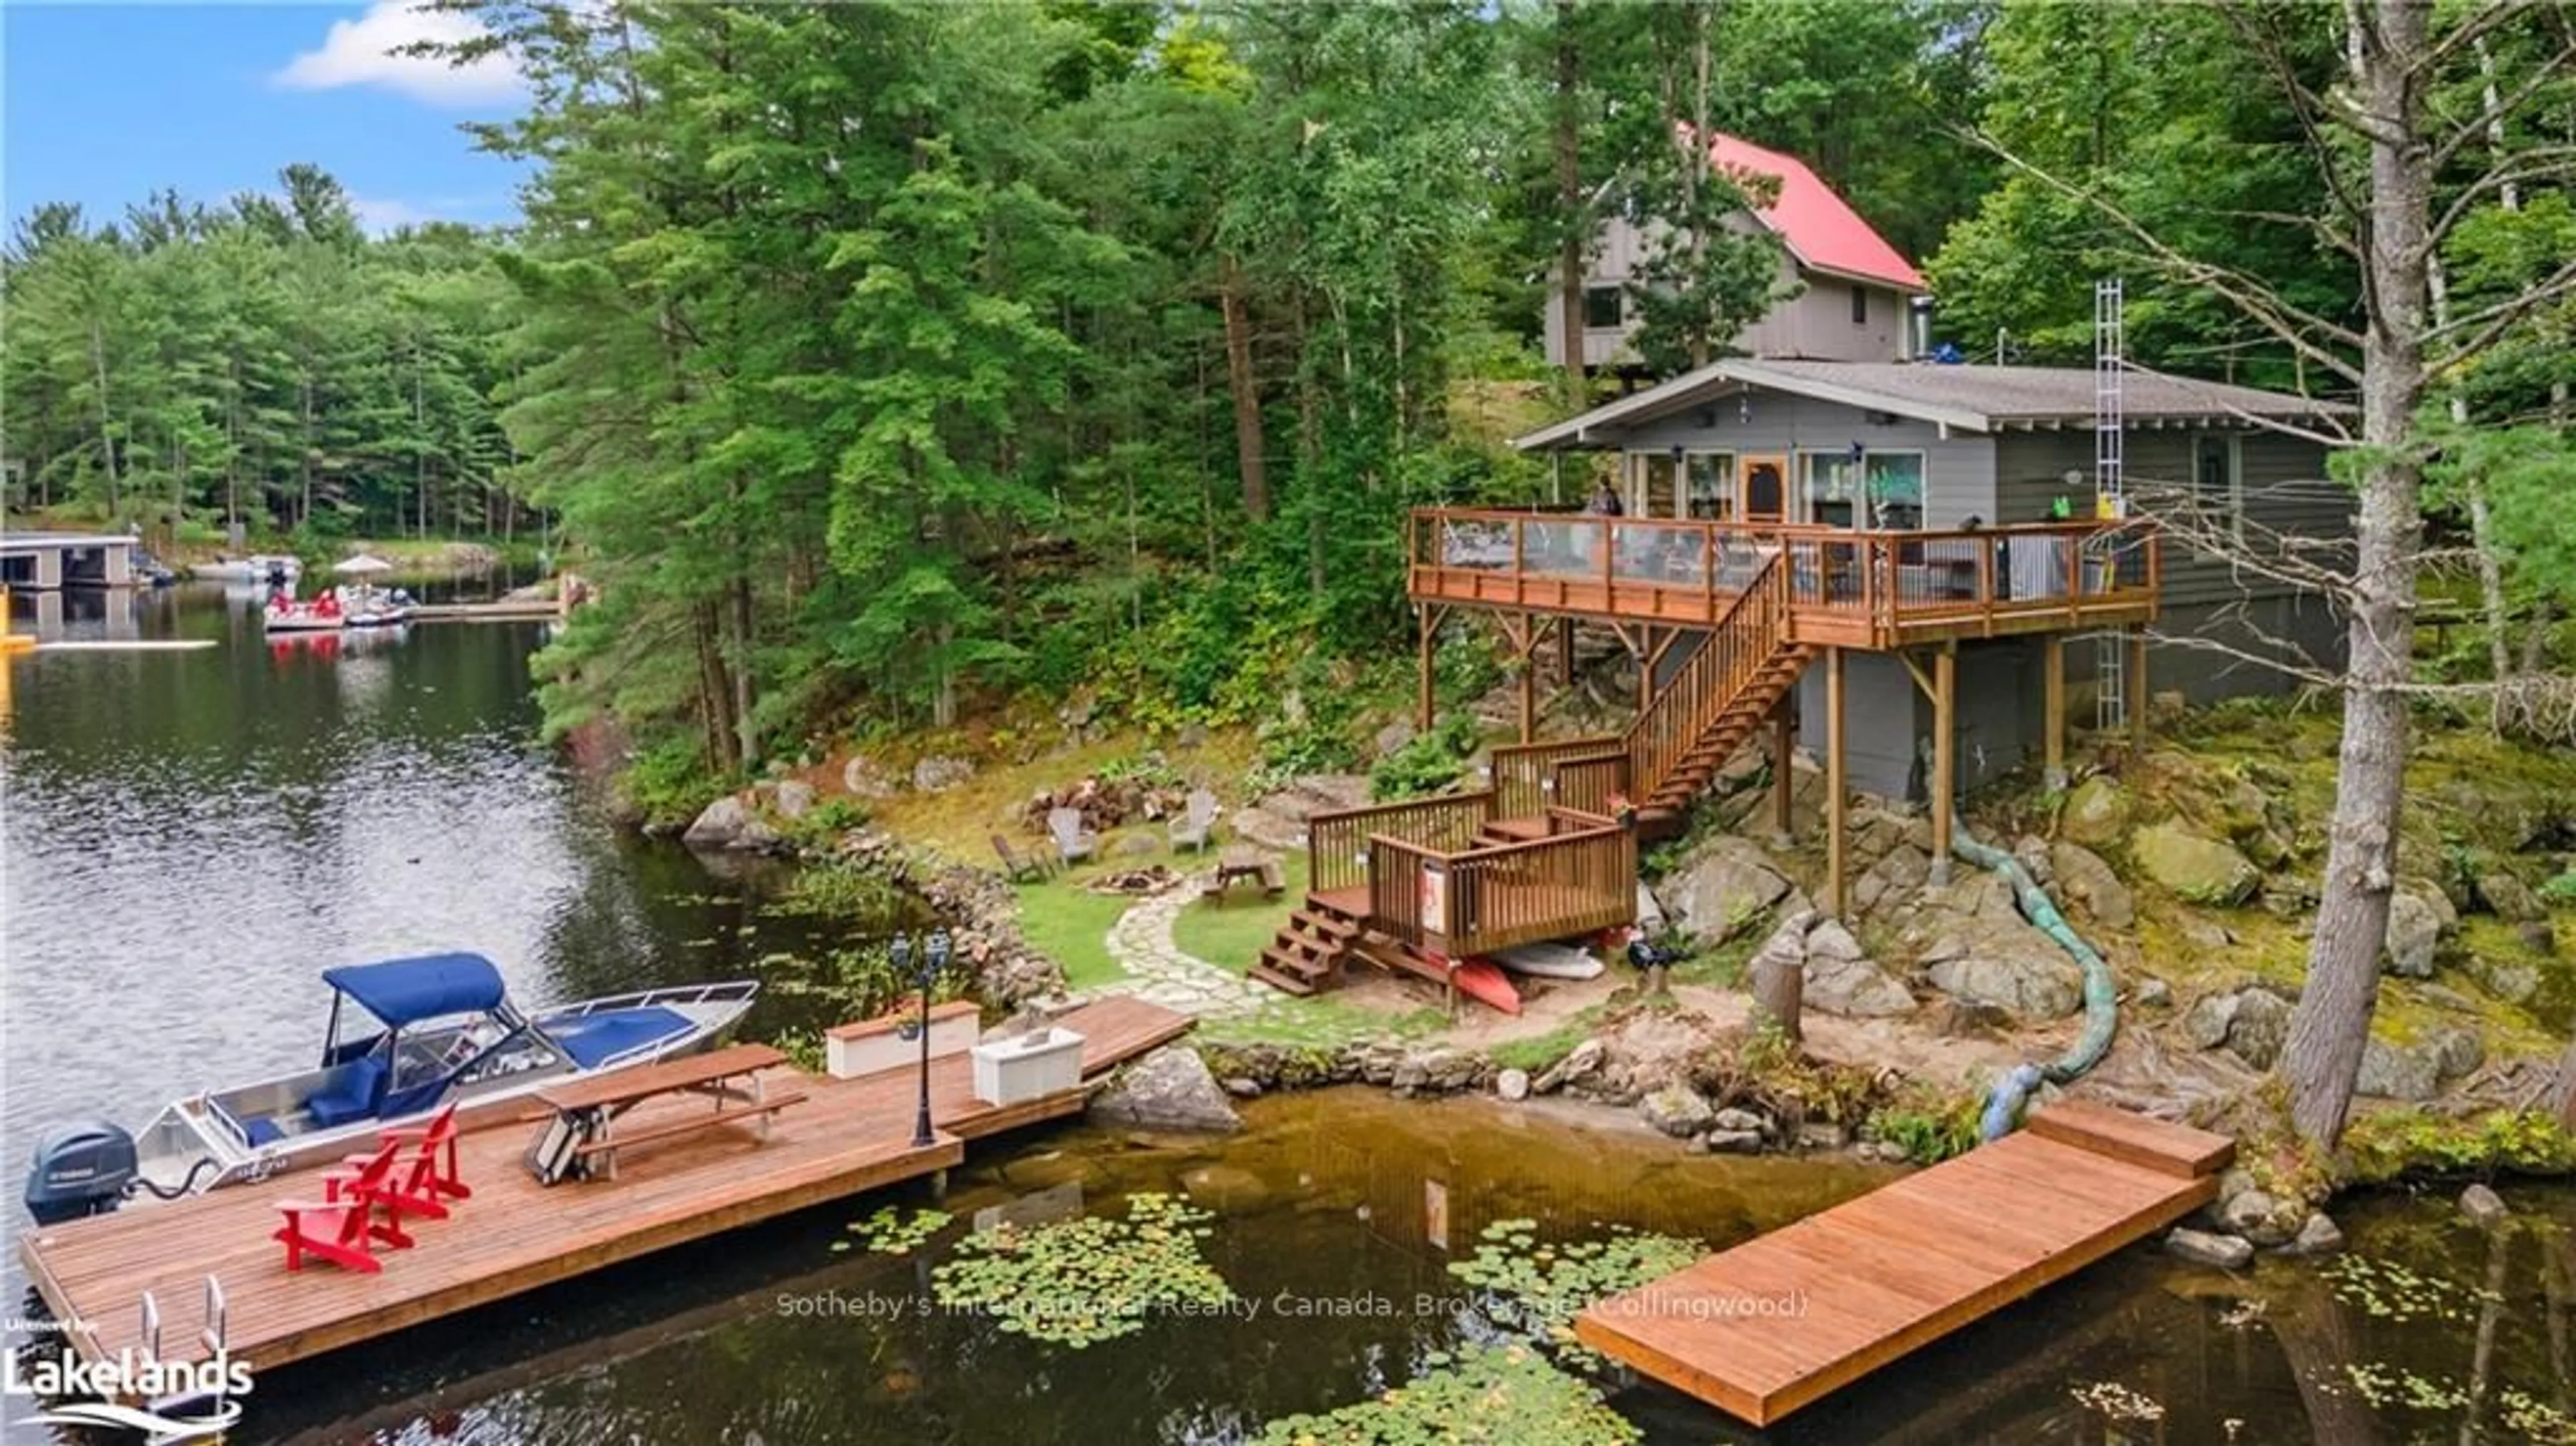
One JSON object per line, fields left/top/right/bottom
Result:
{"left": 1574, "top": 1105, "right": 2226, "bottom": 1427}
{"left": 19, "top": 997, "right": 1187, "bottom": 1378}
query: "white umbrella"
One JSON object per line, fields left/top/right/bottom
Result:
{"left": 333, "top": 553, "right": 394, "bottom": 576}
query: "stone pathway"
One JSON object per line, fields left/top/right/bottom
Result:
{"left": 1089, "top": 875, "right": 1280, "bottom": 1019}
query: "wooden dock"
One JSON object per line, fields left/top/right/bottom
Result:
{"left": 1575, "top": 1100, "right": 2234, "bottom": 1427}
{"left": 408, "top": 598, "right": 562, "bottom": 622}
{"left": 19, "top": 997, "right": 1190, "bottom": 1376}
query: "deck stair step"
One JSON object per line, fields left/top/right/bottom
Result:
{"left": 1250, "top": 904, "right": 1366, "bottom": 999}
{"left": 2024, "top": 1099, "right": 2235, "bottom": 1178}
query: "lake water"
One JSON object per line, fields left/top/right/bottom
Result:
{"left": 3, "top": 583, "right": 2571, "bottom": 1444}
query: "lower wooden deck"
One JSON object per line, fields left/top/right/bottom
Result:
{"left": 21, "top": 997, "right": 1191, "bottom": 1376}
{"left": 1575, "top": 1101, "right": 2234, "bottom": 1426}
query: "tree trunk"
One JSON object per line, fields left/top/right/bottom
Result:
{"left": 1685, "top": 2, "right": 1712, "bottom": 370}
{"left": 695, "top": 599, "right": 739, "bottom": 775}
{"left": 1219, "top": 254, "right": 1269, "bottom": 522}
{"left": 300, "top": 377, "right": 317, "bottom": 530}
{"left": 1554, "top": 0, "right": 1587, "bottom": 407}
{"left": 1750, "top": 948, "right": 1803, "bottom": 1045}
{"left": 2284, "top": 0, "right": 2433, "bottom": 1148}
{"left": 88, "top": 319, "right": 119, "bottom": 514}
{"left": 728, "top": 569, "right": 757, "bottom": 771}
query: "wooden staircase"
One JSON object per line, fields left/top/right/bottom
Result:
{"left": 1620, "top": 552, "right": 1814, "bottom": 822}
{"left": 1252, "top": 895, "right": 1364, "bottom": 996}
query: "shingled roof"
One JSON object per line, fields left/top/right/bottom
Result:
{"left": 1515, "top": 359, "right": 2351, "bottom": 451}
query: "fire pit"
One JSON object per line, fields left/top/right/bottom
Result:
{"left": 1085, "top": 865, "right": 1181, "bottom": 896}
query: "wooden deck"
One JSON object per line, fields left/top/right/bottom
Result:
{"left": 1407, "top": 507, "right": 2160, "bottom": 649}
{"left": 20, "top": 997, "right": 1190, "bottom": 1378}
{"left": 1574, "top": 1100, "right": 2234, "bottom": 1427}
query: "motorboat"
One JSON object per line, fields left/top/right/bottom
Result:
{"left": 341, "top": 581, "right": 417, "bottom": 628}
{"left": 195, "top": 553, "right": 302, "bottom": 586}
{"left": 22, "top": 953, "right": 759, "bottom": 1221}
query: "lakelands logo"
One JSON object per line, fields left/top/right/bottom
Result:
{"left": 6, "top": 1348, "right": 250, "bottom": 1441}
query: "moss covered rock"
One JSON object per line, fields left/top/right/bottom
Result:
{"left": 2132, "top": 822, "right": 2259, "bottom": 906}
{"left": 2060, "top": 776, "right": 2133, "bottom": 848}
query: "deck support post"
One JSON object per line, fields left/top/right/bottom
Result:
{"left": 2127, "top": 630, "right": 2149, "bottom": 753}
{"left": 1825, "top": 646, "right": 1848, "bottom": 919}
{"left": 1415, "top": 605, "right": 1443, "bottom": 732}
{"left": 1519, "top": 661, "right": 1536, "bottom": 744}
{"left": 1929, "top": 646, "right": 1955, "bottom": 888}
{"left": 1769, "top": 700, "right": 1794, "bottom": 845}
{"left": 1557, "top": 617, "right": 1575, "bottom": 687}
{"left": 2043, "top": 638, "right": 2067, "bottom": 790}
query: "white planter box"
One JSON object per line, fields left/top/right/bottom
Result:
{"left": 826, "top": 999, "right": 979, "bottom": 1080}
{"left": 971, "top": 1027, "right": 1086, "bottom": 1105}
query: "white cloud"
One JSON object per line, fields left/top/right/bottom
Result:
{"left": 275, "top": 1, "right": 523, "bottom": 107}
{"left": 350, "top": 197, "right": 431, "bottom": 234}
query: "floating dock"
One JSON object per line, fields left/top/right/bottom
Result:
{"left": 408, "top": 599, "right": 563, "bottom": 623}
{"left": 1576, "top": 1100, "right": 2234, "bottom": 1426}
{"left": 19, "top": 997, "right": 1190, "bottom": 1377}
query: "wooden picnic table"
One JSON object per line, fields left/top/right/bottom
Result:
{"left": 527, "top": 1042, "right": 802, "bottom": 1184}
{"left": 1212, "top": 844, "right": 1285, "bottom": 899}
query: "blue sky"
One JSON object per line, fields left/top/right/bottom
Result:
{"left": 4, "top": 2, "right": 529, "bottom": 236}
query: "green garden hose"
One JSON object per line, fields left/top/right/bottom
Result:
{"left": 1953, "top": 826, "right": 2121, "bottom": 1138}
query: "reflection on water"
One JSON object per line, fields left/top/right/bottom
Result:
{"left": 7, "top": 586, "right": 2573, "bottom": 1446}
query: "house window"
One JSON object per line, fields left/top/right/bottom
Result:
{"left": 1851, "top": 285, "right": 1870, "bottom": 326}
{"left": 1684, "top": 452, "right": 1735, "bottom": 520}
{"left": 1800, "top": 450, "right": 1925, "bottom": 529}
{"left": 2195, "top": 433, "right": 2243, "bottom": 541}
{"left": 1583, "top": 286, "right": 1623, "bottom": 329}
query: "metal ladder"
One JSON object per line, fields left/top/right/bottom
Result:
{"left": 2092, "top": 278, "right": 2129, "bottom": 734}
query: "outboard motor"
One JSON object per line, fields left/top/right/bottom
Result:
{"left": 23, "top": 1121, "right": 136, "bottom": 1225}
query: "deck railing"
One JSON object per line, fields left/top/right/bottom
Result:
{"left": 1362, "top": 816, "right": 1635, "bottom": 958}
{"left": 1307, "top": 790, "right": 1493, "bottom": 895}
{"left": 1490, "top": 735, "right": 1623, "bottom": 819}
{"left": 1407, "top": 508, "right": 2159, "bottom": 643}
{"left": 1625, "top": 550, "right": 1792, "bottom": 800}
{"left": 1552, "top": 752, "right": 1631, "bottom": 819}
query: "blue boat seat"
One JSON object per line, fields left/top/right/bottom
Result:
{"left": 543, "top": 1006, "right": 692, "bottom": 1070}
{"left": 306, "top": 1055, "right": 386, "bottom": 1127}
{"left": 242, "top": 1117, "right": 285, "bottom": 1148}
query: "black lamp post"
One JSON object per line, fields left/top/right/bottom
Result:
{"left": 893, "top": 928, "right": 949, "bottom": 1150}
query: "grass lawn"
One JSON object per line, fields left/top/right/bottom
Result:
{"left": 1168, "top": 850, "right": 1310, "bottom": 975}
{"left": 1009, "top": 873, "right": 1139, "bottom": 992}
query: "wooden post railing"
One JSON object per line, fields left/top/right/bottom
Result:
{"left": 1552, "top": 753, "right": 1631, "bottom": 820}
{"left": 1439, "top": 823, "right": 1637, "bottom": 956}
{"left": 1490, "top": 735, "right": 1623, "bottom": 820}
{"left": 1366, "top": 834, "right": 1444, "bottom": 951}
{"left": 1621, "top": 551, "right": 1791, "bottom": 801}
{"left": 1307, "top": 791, "right": 1495, "bottom": 895}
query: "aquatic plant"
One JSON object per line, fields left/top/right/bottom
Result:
{"left": 1253, "top": 1344, "right": 1640, "bottom": 1446}
{"left": 1446, "top": 1218, "right": 1703, "bottom": 1369}
{"left": 931, "top": 1192, "right": 1232, "bottom": 1347}
{"left": 2070, "top": 1379, "right": 2167, "bottom": 1422}
{"left": 837, "top": 1205, "right": 953, "bottom": 1256}
{"left": 2344, "top": 1361, "right": 2471, "bottom": 1412}
{"left": 2318, "top": 1255, "right": 2481, "bottom": 1324}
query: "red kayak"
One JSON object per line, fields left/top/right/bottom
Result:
{"left": 1448, "top": 956, "right": 1521, "bottom": 1015}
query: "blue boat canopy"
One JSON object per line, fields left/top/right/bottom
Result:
{"left": 321, "top": 953, "right": 507, "bottom": 1029}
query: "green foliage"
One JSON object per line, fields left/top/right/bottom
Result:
{"left": 1446, "top": 1217, "right": 1705, "bottom": 1370}
{"left": 1864, "top": 1090, "right": 1983, "bottom": 1164}
{"left": 1368, "top": 714, "right": 1482, "bottom": 802}
{"left": 1688, "top": 1023, "right": 1883, "bottom": 1128}
{"left": 2539, "top": 869, "right": 2576, "bottom": 904}
{"left": 836, "top": 1205, "right": 954, "bottom": 1257}
{"left": 1485, "top": 1015, "right": 1601, "bottom": 1075}
{"left": 771, "top": 866, "right": 908, "bottom": 924}
{"left": 2342, "top": 1108, "right": 2576, "bottom": 1184}
{"left": 931, "top": 1192, "right": 1231, "bottom": 1347}
{"left": 1252, "top": 1344, "right": 1638, "bottom": 1446}
{"left": 621, "top": 736, "right": 731, "bottom": 830}
{"left": 799, "top": 797, "right": 872, "bottom": 838}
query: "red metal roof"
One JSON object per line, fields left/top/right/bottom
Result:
{"left": 1705, "top": 131, "right": 1924, "bottom": 292}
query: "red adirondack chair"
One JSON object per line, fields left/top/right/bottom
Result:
{"left": 349, "top": 1101, "right": 470, "bottom": 1225}
{"left": 273, "top": 1141, "right": 411, "bottom": 1274}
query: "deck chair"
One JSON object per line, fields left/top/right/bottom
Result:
{"left": 1047, "top": 806, "right": 1099, "bottom": 868}
{"left": 274, "top": 1142, "right": 411, "bottom": 1273}
{"left": 991, "top": 832, "right": 1053, "bottom": 883}
{"left": 1168, "top": 788, "right": 1219, "bottom": 854}
{"left": 348, "top": 1101, "right": 470, "bottom": 1224}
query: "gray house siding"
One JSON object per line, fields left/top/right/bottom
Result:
{"left": 1615, "top": 395, "right": 1997, "bottom": 526}
{"left": 1543, "top": 215, "right": 1915, "bottom": 368}
{"left": 1790, "top": 641, "right": 2043, "bottom": 803}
